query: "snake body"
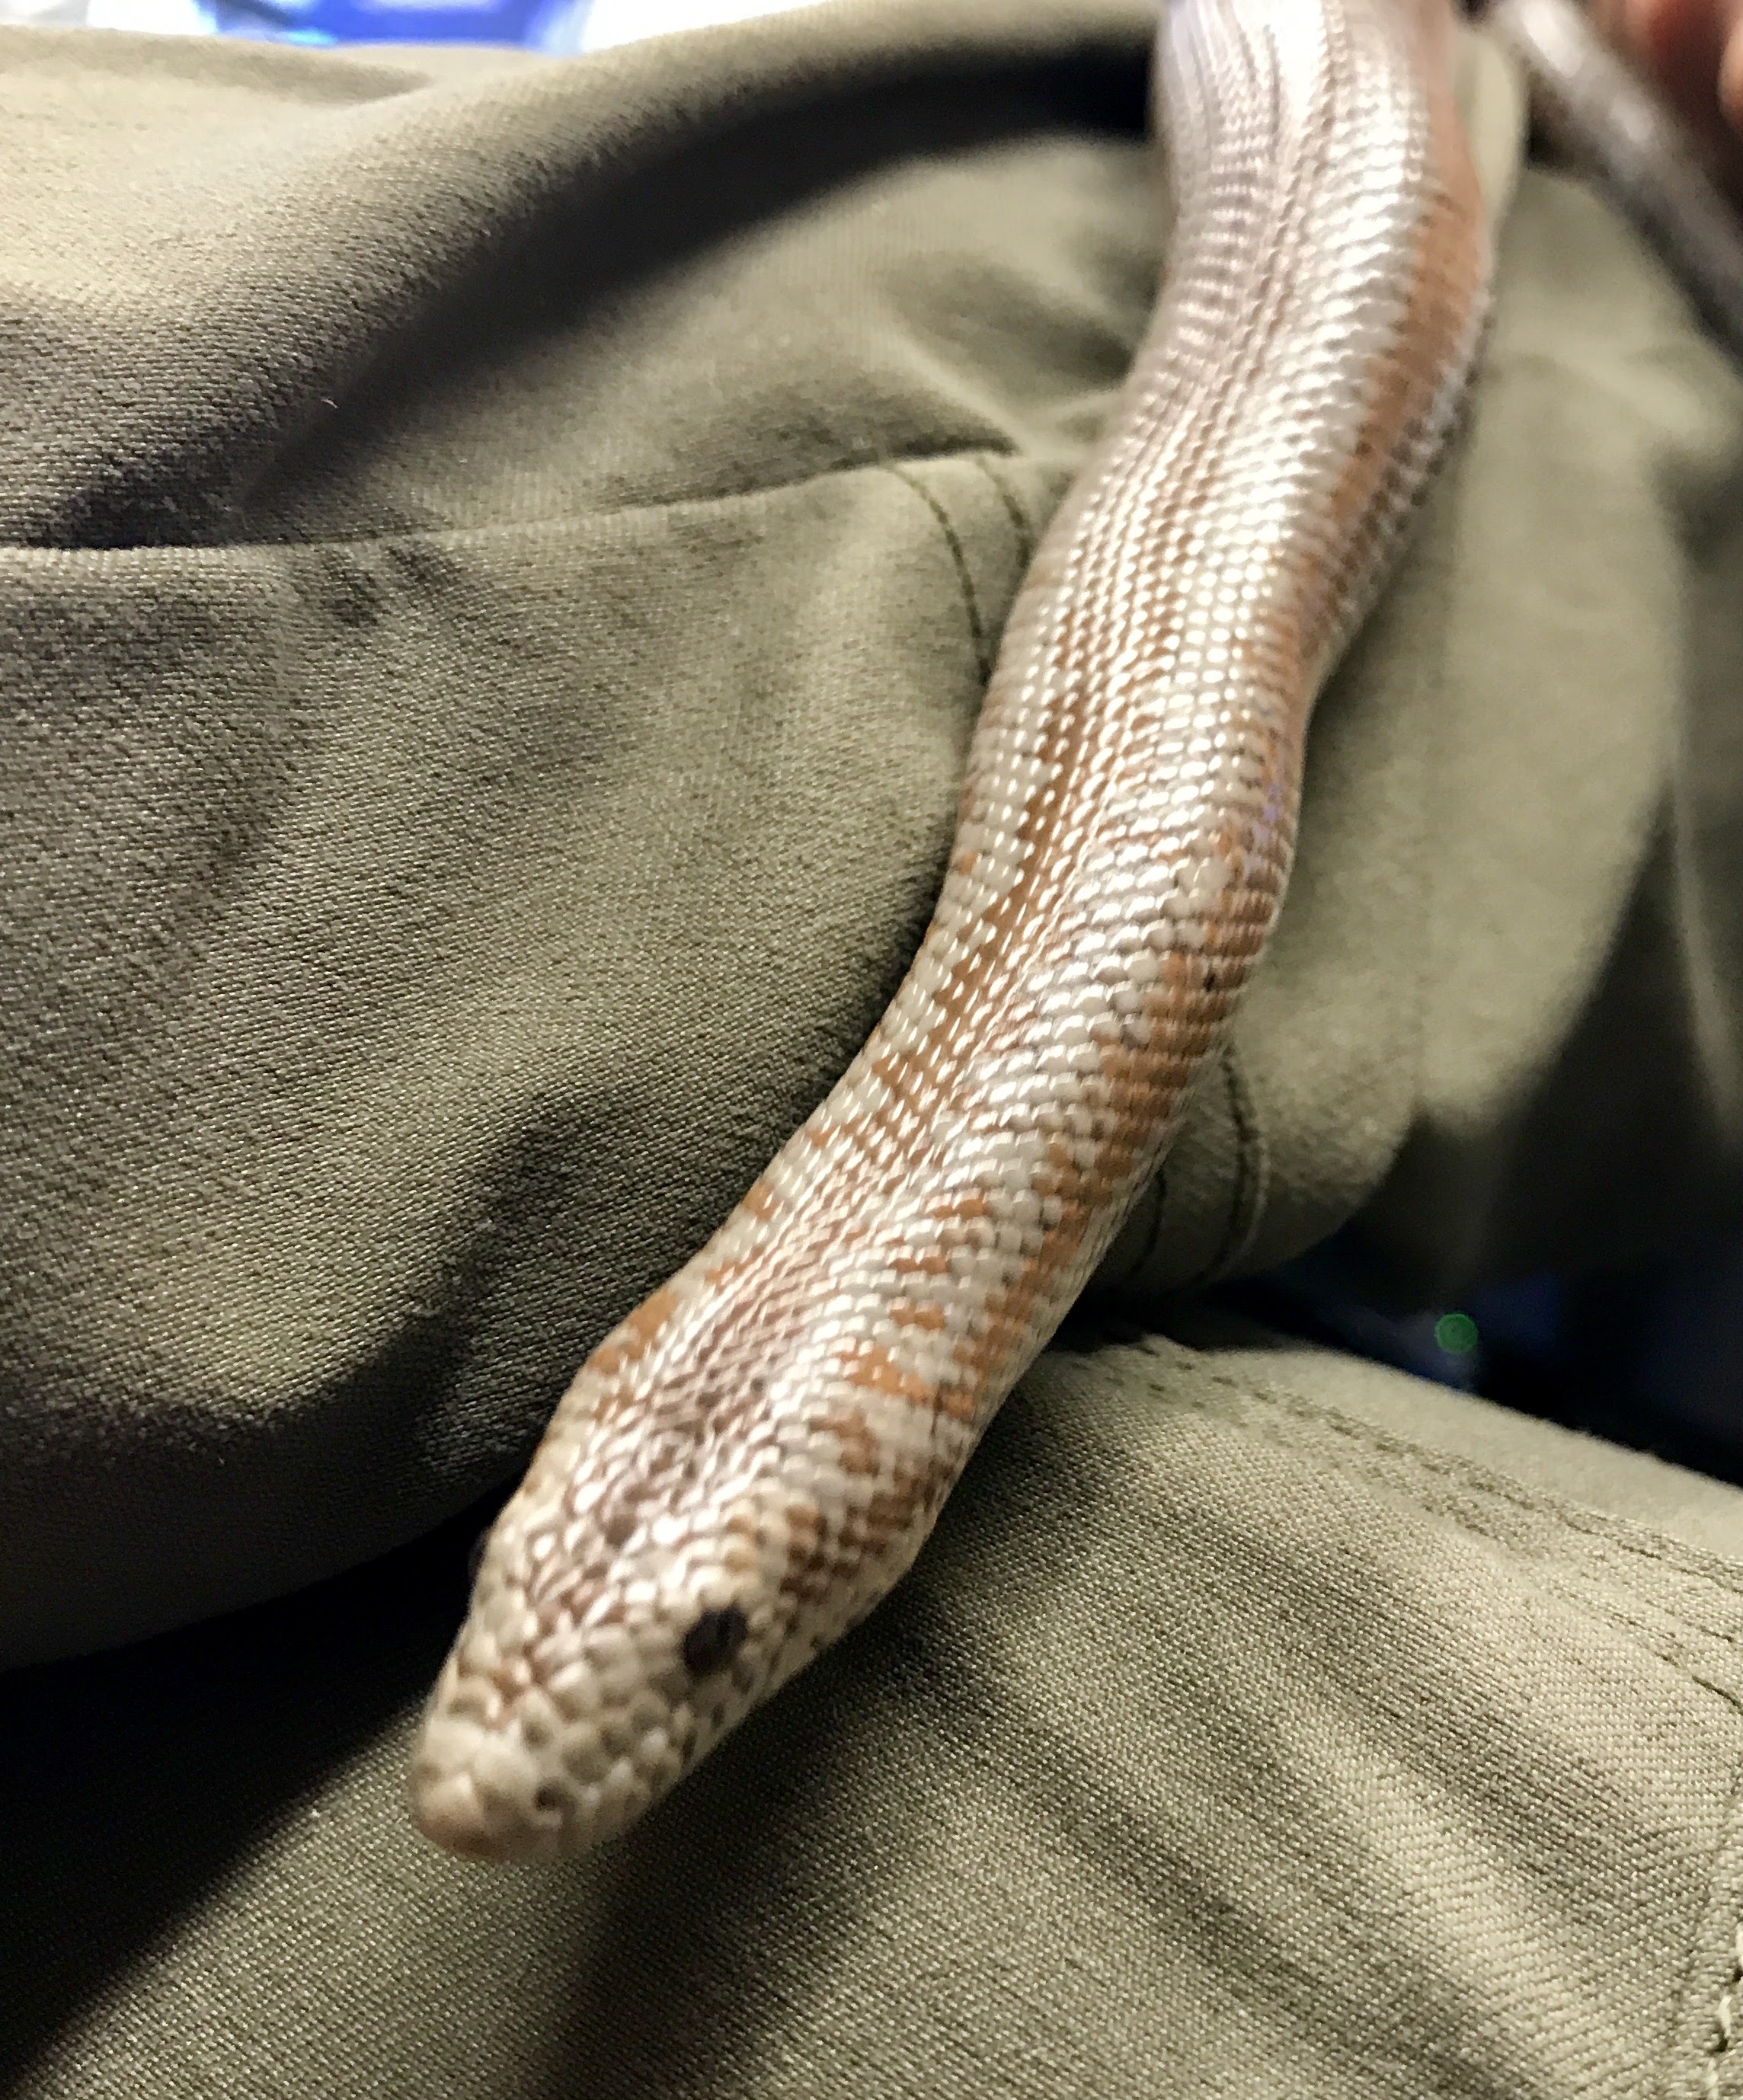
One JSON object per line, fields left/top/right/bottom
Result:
{"left": 409, "top": 0, "right": 1492, "bottom": 1862}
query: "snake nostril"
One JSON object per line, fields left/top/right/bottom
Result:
{"left": 681, "top": 1605, "right": 750, "bottom": 1677}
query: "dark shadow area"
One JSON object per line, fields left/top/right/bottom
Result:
{"left": 1211, "top": 1228, "right": 1743, "bottom": 1488}
{"left": 0, "top": 1482, "right": 502, "bottom": 2086}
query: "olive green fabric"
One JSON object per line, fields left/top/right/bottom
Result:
{"left": 8, "top": 3, "right": 1743, "bottom": 2095}
{"left": 11, "top": 1325, "right": 1743, "bottom": 2099}
{"left": 1, "top": 0, "right": 1166, "bottom": 1663}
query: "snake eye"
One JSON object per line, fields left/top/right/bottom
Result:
{"left": 682, "top": 1605, "right": 750, "bottom": 1677}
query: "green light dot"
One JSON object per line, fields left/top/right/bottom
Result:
{"left": 1434, "top": 1312, "right": 1479, "bottom": 1357}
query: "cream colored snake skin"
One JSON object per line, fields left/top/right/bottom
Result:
{"left": 408, "top": 0, "right": 1492, "bottom": 1862}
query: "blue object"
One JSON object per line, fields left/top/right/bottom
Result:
{"left": 204, "top": 0, "right": 588, "bottom": 48}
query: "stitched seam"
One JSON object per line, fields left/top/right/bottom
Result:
{"left": 1648, "top": 1749, "right": 1743, "bottom": 2099}
{"left": 1154, "top": 1366, "right": 1743, "bottom": 1669}
{"left": 1108, "top": 1344, "right": 1743, "bottom": 1671}
{"left": 1188, "top": 1351, "right": 1743, "bottom": 1589}
{"left": 1202, "top": 1039, "right": 1268, "bottom": 1283}
{"left": 1711, "top": 1923, "right": 1743, "bottom": 2098}
{"left": 0, "top": 443, "right": 1033, "bottom": 561}
{"left": 1651, "top": 1751, "right": 1743, "bottom": 2098}
{"left": 1118, "top": 1334, "right": 1743, "bottom": 1609}
{"left": 1526, "top": 1570, "right": 1743, "bottom": 1689}
{"left": 881, "top": 462, "right": 993, "bottom": 684}
{"left": 967, "top": 452, "right": 1037, "bottom": 571}
{"left": 1110, "top": 1169, "right": 1168, "bottom": 1295}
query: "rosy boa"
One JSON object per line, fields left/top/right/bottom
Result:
{"left": 407, "top": 0, "right": 1495, "bottom": 1862}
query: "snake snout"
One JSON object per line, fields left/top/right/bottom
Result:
{"left": 408, "top": 1507, "right": 789, "bottom": 1859}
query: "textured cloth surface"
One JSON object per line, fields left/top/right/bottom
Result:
{"left": 8, "top": 3, "right": 1743, "bottom": 2095}
{"left": 2, "top": 0, "right": 1165, "bottom": 1660}
{"left": 5, "top": 0, "right": 1730, "bottom": 1657}
{"left": 9, "top": 1326, "right": 1743, "bottom": 2099}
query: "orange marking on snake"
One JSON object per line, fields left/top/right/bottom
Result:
{"left": 408, "top": 0, "right": 1494, "bottom": 1862}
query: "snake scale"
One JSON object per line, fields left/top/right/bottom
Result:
{"left": 408, "top": 0, "right": 1494, "bottom": 1861}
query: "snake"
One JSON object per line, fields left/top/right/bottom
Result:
{"left": 404, "top": 0, "right": 1669, "bottom": 1863}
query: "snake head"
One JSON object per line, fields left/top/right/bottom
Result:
{"left": 406, "top": 1342, "right": 939, "bottom": 1860}
{"left": 408, "top": 1476, "right": 804, "bottom": 1860}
